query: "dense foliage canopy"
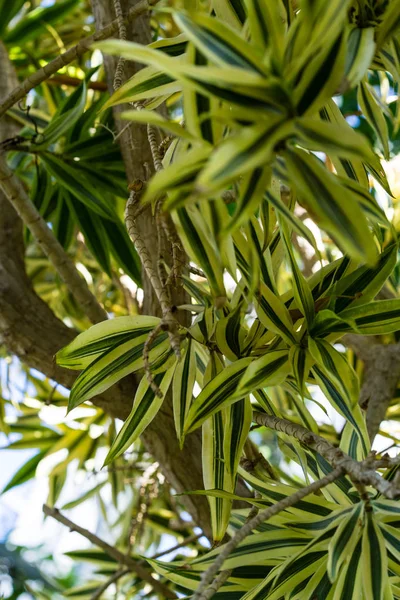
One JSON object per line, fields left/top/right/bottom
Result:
{"left": 2, "top": 0, "right": 400, "bottom": 598}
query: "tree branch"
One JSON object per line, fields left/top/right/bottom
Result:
{"left": 344, "top": 335, "right": 400, "bottom": 440}
{"left": 43, "top": 505, "right": 176, "bottom": 599}
{"left": 193, "top": 467, "right": 344, "bottom": 599}
{"left": 253, "top": 411, "right": 400, "bottom": 499}
{"left": 0, "top": 0, "right": 155, "bottom": 121}
{"left": 90, "top": 568, "right": 130, "bottom": 600}
{"left": 0, "top": 154, "right": 107, "bottom": 324}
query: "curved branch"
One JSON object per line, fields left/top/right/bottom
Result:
{"left": 0, "top": 155, "right": 107, "bottom": 324}
{"left": 253, "top": 412, "right": 400, "bottom": 499}
{"left": 43, "top": 505, "right": 176, "bottom": 599}
{"left": 194, "top": 467, "right": 344, "bottom": 599}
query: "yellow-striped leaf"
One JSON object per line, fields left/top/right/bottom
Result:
{"left": 338, "top": 299, "right": 400, "bottom": 335}
{"left": 362, "top": 511, "right": 390, "bottom": 600}
{"left": 358, "top": 80, "right": 390, "bottom": 159}
{"left": 68, "top": 333, "right": 171, "bottom": 411}
{"left": 255, "top": 282, "right": 298, "bottom": 345}
{"left": 236, "top": 350, "right": 290, "bottom": 397}
{"left": 183, "top": 357, "right": 252, "bottom": 434}
{"left": 104, "top": 366, "right": 176, "bottom": 466}
{"left": 327, "top": 502, "right": 364, "bottom": 581}
{"left": 57, "top": 316, "right": 160, "bottom": 370}
{"left": 284, "top": 147, "right": 378, "bottom": 264}
{"left": 174, "top": 11, "right": 266, "bottom": 74}
{"left": 172, "top": 338, "right": 196, "bottom": 446}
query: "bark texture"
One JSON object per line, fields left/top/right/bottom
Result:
{"left": 91, "top": 0, "right": 214, "bottom": 538}
{"left": 0, "top": 10, "right": 214, "bottom": 537}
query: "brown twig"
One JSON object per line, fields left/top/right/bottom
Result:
{"left": 196, "top": 569, "right": 232, "bottom": 600}
{"left": 0, "top": 0, "right": 155, "bottom": 121}
{"left": 47, "top": 74, "right": 108, "bottom": 91}
{"left": 112, "top": 0, "right": 127, "bottom": 90}
{"left": 89, "top": 568, "right": 130, "bottom": 600}
{"left": 127, "top": 462, "right": 159, "bottom": 552}
{"left": 253, "top": 411, "right": 400, "bottom": 499}
{"left": 144, "top": 532, "right": 203, "bottom": 562}
{"left": 0, "top": 155, "right": 107, "bottom": 324}
{"left": 43, "top": 504, "right": 176, "bottom": 599}
{"left": 193, "top": 467, "right": 344, "bottom": 599}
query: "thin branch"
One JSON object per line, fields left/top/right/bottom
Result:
{"left": 0, "top": 0, "right": 155, "bottom": 121}
{"left": 253, "top": 412, "right": 400, "bottom": 499}
{"left": 0, "top": 155, "right": 107, "bottom": 324}
{"left": 47, "top": 74, "right": 108, "bottom": 91}
{"left": 112, "top": 0, "right": 127, "bottom": 90}
{"left": 90, "top": 568, "right": 130, "bottom": 600}
{"left": 193, "top": 467, "right": 344, "bottom": 599}
{"left": 43, "top": 505, "right": 176, "bottom": 599}
{"left": 196, "top": 569, "right": 232, "bottom": 600}
{"left": 148, "top": 532, "right": 203, "bottom": 561}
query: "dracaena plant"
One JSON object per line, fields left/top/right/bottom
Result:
{"left": 53, "top": 0, "right": 400, "bottom": 596}
{"left": 1, "top": 0, "right": 400, "bottom": 598}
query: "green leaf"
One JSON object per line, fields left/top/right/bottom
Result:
{"left": 203, "top": 409, "right": 234, "bottom": 542}
{"left": 174, "top": 11, "right": 266, "bottom": 74}
{"left": 41, "top": 154, "right": 116, "bottom": 221}
{"left": 362, "top": 511, "right": 389, "bottom": 600}
{"left": 47, "top": 469, "right": 67, "bottom": 507}
{"left": 184, "top": 358, "right": 252, "bottom": 434}
{"left": 327, "top": 502, "right": 364, "bottom": 581}
{"left": 104, "top": 366, "right": 176, "bottom": 465}
{"left": 293, "top": 32, "right": 346, "bottom": 115}
{"left": 289, "top": 345, "right": 313, "bottom": 396}
{"left": 192, "top": 529, "right": 311, "bottom": 570}
{"left": 172, "top": 338, "right": 196, "bottom": 446}
{"left": 100, "top": 218, "right": 141, "bottom": 285}
{"left": 331, "top": 243, "right": 397, "bottom": 313}
{"left": 120, "top": 109, "right": 198, "bottom": 142}
{"left": 338, "top": 299, "right": 400, "bottom": 335}
{"left": 146, "top": 558, "right": 241, "bottom": 593}
{"left": 57, "top": 315, "right": 160, "bottom": 369}
{"left": 332, "top": 537, "right": 363, "bottom": 600}
{"left": 0, "top": 0, "right": 25, "bottom": 36}
{"left": 146, "top": 144, "right": 212, "bottom": 207}
{"left": 377, "top": 0, "right": 400, "bottom": 46}
{"left": 2, "top": 450, "right": 47, "bottom": 493}
{"left": 345, "top": 27, "right": 376, "bottom": 89}
{"left": 97, "top": 40, "right": 285, "bottom": 112}
{"left": 38, "top": 82, "right": 87, "bottom": 149}
{"left": 280, "top": 218, "right": 315, "bottom": 326}
{"left": 61, "top": 482, "right": 106, "bottom": 510}
{"left": 265, "top": 188, "right": 319, "bottom": 252}
{"left": 215, "top": 303, "right": 246, "bottom": 362}
{"left": 5, "top": 0, "right": 79, "bottom": 44}
{"left": 284, "top": 147, "right": 378, "bottom": 264}
{"left": 236, "top": 350, "right": 290, "bottom": 397}
{"left": 224, "top": 167, "right": 272, "bottom": 235}
{"left": 255, "top": 282, "right": 298, "bottom": 345}
{"left": 171, "top": 205, "right": 226, "bottom": 297}
{"left": 197, "top": 118, "right": 293, "bottom": 193}
{"left": 223, "top": 396, "right": 252, "bottom": 478}
{"left": 244, "top": 0, "right": 285, "bottom": 62}
{"left": 358, "top": 80, "right": 390, "bottom": 159}
{"left": 311, "top": 358, "right": 369, "bottom": 457}
{"left": 64, "top": 191, "right": 111, "bottom": 277}
{"left": 294, "top": 116, "right": 378, "bottom": 164}
{"left": 68, "top": 333, "right": 171, "bottom": 411}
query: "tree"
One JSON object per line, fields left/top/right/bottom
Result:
{"left": 1, "top": 0, "right": 400, "bottom": 597}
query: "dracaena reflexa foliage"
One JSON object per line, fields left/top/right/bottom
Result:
{"left": 49, "top": 0, "right": 400, "bottom": 597}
